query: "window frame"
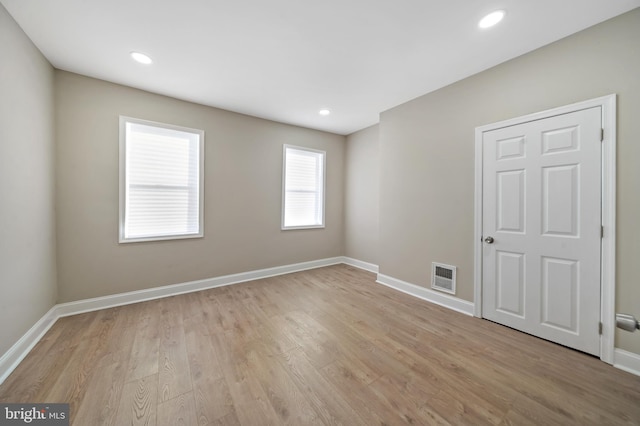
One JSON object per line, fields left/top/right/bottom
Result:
{"left": 281, "top": 144, "right": 326, "bottom": 230}
{"left": 119, "top": 116, "right": 205, "bottom": 243}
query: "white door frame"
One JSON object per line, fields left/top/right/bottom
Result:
{"left": 473, "top": 94, "right": 617, "bottom": 364}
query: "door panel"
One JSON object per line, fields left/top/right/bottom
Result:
{"left": 497, "top": 170, "right": 525, "bottom": 233}
{"left": 542, "top": 125, "right": 579, "bottom": 154}
{"left": 542, "top": 165, "right": 579, "bottom": 236}
{"left": 497, "top": 136, "right": 526, "bottom": 159}
{"left": 495, "top": 251, "right": 525, "bottom": 317}
{"left": 482, "top": 107, "right": 601, "bottom": 356}
{"left": 541, "top": 256, "right": 578, "bottom": 332}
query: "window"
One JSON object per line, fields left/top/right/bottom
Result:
{"left": 119, "top": 116, "right": 204, "bottom": 243}
{"left": 282, "top": 145, "right": 325, "bottom": 229}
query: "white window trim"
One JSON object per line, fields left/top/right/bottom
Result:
{"left": 281, "top": 144, "right": 326, "bottom": 230}
{"left": 119, "top": 116, "right": 205, "bottom": 243}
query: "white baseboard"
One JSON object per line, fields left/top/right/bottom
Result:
{"left": 0, "top": 256, "right": 347, "bottom": 385}
{"left": 56, "top": 257, "right": 345, "bottom": 318}
{"left": 614, "top": 348, "right": 640, "bottom": 377}
{"left": 341, "top": 257, "right": 379, "bottom": 273}
{"left": 0, "top": 306, "right": 58, "bottom": 385}
{"left": 3, "top": 256, "right": 638, "bottom": 386}
{"left": 376, "top": 273, "right": 475, "bottom": 316}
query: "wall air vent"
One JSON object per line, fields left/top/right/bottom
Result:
{"left": 431, "top": 262, "right": 456, "bottom": 295}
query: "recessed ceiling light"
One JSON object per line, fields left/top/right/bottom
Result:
{"left": 479, "top": 10, "right": 505, "bottom": 29}
{"left": 130, "top": 51, "right": 153, "bottom": 65}
{"left": 318, "top": 109, "right": 331, "bottom": 116}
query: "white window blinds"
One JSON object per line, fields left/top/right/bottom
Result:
{"left": 119, "top": 117, "right": 204, "bottom": 242}
{"left": 282, "top": 145, "right": 325, "bottom": 229}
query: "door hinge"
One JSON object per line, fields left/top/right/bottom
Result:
{"left": 601, "top": 226, "right": 604, "bottom": 239}
{"left": 599, "top": 322, "right": 603, "bottom": 335}
{"left": 601, "top": 128, "right": 604, "bottom": 142}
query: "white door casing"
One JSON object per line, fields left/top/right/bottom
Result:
{"left": 473, "top": 95, "right": 616, "bottom": 363}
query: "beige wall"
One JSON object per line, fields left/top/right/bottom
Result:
{"left": 55, "top": 71, "right": 345, "bottom": 302}
{"left": 0, "top": 5, "right": 57, "bottom": 355}
{"left": 344, "top": 125, "right": 380, "bottom": 265}
{"left": 378, "top": 9, "right": 640, "bottom": 353}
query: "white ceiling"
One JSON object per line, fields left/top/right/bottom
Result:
{"left": 2, "top": 0, "right": 639, "bottom": 135}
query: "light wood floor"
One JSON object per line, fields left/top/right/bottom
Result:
{"left": 1, "top": 265, "right": 639, "bottom": 425}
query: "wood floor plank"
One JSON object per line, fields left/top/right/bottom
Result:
{"left": 114, "top": 374, "right": 157, "bottom": 426}
{"left": 242, "top": 341, "right": 321, "bottom": 425}
{"left": 209, "top": 288, "right": 241, "bottom": 333}
{"left": 0, "top": 336, "right": 77, "bottom": 403}
{"left": 241, "top": 300, "right": 299, "bottom": 356}
{"left": 98, "top": 304, "right": 138, "bottom": 364}
{"left": 320, "top": 359, "right": 400, "bottom": 426}
{"left": 126, "top": 301, "right": 161, "bottom": 382}
{"left": 269, "top": 312, "right": 338, "bottom": 369}
{"left": 157, "top": 325, "right": 192, "bottom": 403}
{"left": 208, "top": 410, "right": 241, "bottom": 426}
{"left": 72, "top": 344, "right": 130, "bottom": 426}
{"left": 0, "top": 264, "right": 638, "bottom": 426}
{"left": 191, "top": 375, "right": 233, "bottom": 426}
{"left": 319, "top": 347, "right": 380, "bottom": 387}
{"left": 209, "top": 331, "right": 282, "bottom": 426}
{"left": 158, "top": 295, "right": 185, "bottom": 331}
{"left": 427, "top": 389, "right": 502, "bottom": 426}
{"left": 40, "top": 336, "right": 108, "bottom": 422}
{"left": 368, "top": 372, "right": 449, "bottom": 425}
{"left": 184, "top": 313, "right": 234, "bottom": 424}
{"left": 157, "top": 391, "right": 197, "bottom": 426}
{"left": 0, "top": 312, "right": 94, "bottom": 402}
{"left": 370, "top": 329, "right": 513, "bottom": 418}
{"left": 277, "top": 347, "right": 366, "bottom": 426}
{"left": 184, "top": 314, "right": 223, "bottom": 383}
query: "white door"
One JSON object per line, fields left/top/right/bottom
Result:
{"left": 482, "top": 107, "right": 602, "bottom": 356}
